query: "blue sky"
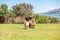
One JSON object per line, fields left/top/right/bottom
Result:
{"left": 0, "top": 0, "right": 60, "bottom": 13}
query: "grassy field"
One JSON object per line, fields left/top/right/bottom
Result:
{"left": 0, "top": 24, "right": 60, "bottom": 40}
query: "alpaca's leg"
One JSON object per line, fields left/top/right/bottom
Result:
{"left": 29, "top": 25, "right": 35, "bottom": 28}
{"left": 25, "top": 22, "right": 29, "bottom": 29}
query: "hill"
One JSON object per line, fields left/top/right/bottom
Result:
{"left": 39, "top": 8, "right": 60, "bottom": 18}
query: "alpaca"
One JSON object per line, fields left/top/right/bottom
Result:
{"left": 29, "top": 18, "right": 36, "bottom": 28}
{"left": 24, "top": 17, "right": 36, "bottom": 29}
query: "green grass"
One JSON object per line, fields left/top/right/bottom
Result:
{"left": 0, "top": 24, "right": 60, "bottom": 40}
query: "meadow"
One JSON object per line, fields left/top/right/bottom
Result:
{"left": 0, "top": 24, "right": 60, "bottom": 40}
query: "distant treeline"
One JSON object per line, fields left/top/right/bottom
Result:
{"left": 34, "top": 14, "right": 60, "bottom": 24}
{"left": 0, "top": 3, "right": 60, "bottom": 24}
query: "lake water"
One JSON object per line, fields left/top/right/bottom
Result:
{"left": 40, "top": 13, "right": 60, "bottom": 18}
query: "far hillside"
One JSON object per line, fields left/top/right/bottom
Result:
{"left": 39, "top": 8, "right": 60, "bottom": 18}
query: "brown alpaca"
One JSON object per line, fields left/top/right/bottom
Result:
{"left": 29, "top": 18, "right": 36, "bottom": 28}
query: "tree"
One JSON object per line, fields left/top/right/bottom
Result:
{"left": 50, "top": 18, "right": 58, "bottom": 23}
{"left": 1, "top": 4, "right": 8, "bottom": 12}
{"left": 33, "top": 14, "right": 40, "bottom": 21}
{"left": 12, "top": 3, "right": 33, "bottom": 17}
{"left": 0, "top": 4, "right": 8, "bottom": 17}
{"left": 0, "top": 9, "right": 3, "bottom": 16}
{"left": 0, "top": 4, "right": 14, "bottom": 17}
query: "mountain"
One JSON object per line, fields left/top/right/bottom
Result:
{"left": 39, "top": 8, "right": 60, "bottom": 18}
{"left": 48, "top": 8, "right": 60, "bottom": 13}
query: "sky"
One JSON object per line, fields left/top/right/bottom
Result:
{"left": 0, "top": 0, "right": 60, "bottom": 13}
